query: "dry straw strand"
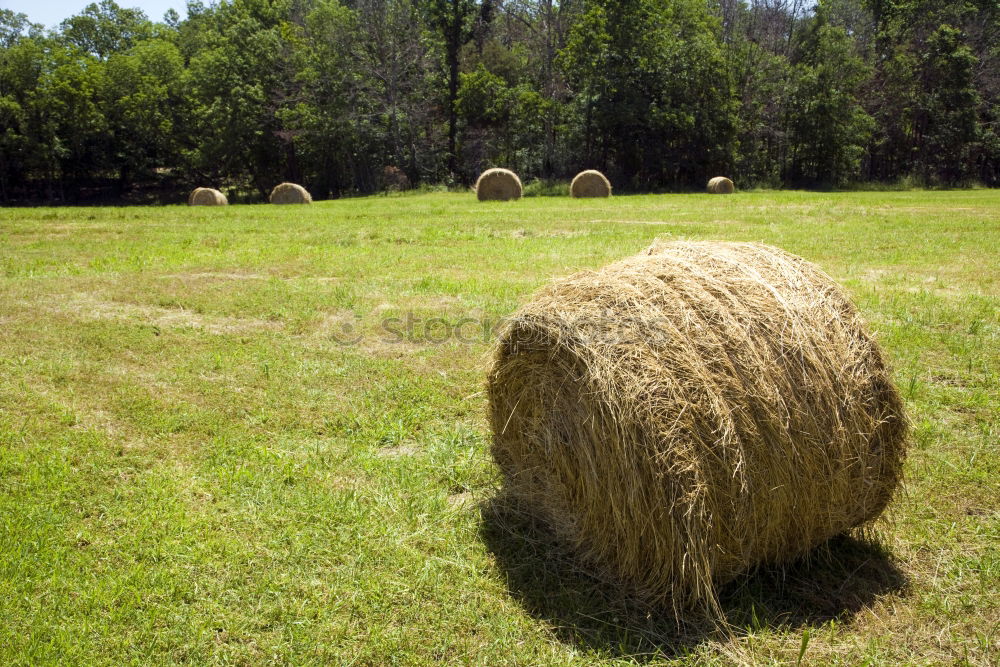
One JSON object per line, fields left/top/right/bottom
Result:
{"left": 707, "top": 176, "right": 735, "bottom": 194}
{"left": 570, "top": 170, "right": 612, "bottom": 198}
{"left": 476, "top": 168, "right": 522, "bottom": 201}
{"left": 487, "top": 240, "right": 908, "bottom": 617}
{"left": 270, "top": 182, "right": 313, "bottom": 204}
{"left": 188, "top": 187, "right": 228, "bottom": 206}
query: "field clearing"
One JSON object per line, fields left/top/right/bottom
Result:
{"left": 0, "top": 190, "right": 997, "bottom": 665}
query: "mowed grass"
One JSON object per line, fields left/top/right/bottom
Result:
{"left": 0, "top": 190, "right": 997, "bottom": 665}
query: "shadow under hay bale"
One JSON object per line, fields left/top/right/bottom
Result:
{"left": 188, "top": 187, "right": 227, "bottom": 206}
{"left": 480, "top": 495, "right": 907, "bottom": 662}
{"left": 476, "top": 168, "right": 522, "bottom": 201}
{"left": 487, "top": 241, "right": 908, "bottom": 618}
{"left": 270, "top": 182, "right": 312, "bottom": 204}
{"left": 570, "top": 170, "right": 612, "bottom": 198}
{"left": 707, "top": 176, "right": 735, "bottom": 194}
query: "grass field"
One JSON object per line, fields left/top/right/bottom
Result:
{"left": 1, "top": 190, "right": 997, "bottom": 665}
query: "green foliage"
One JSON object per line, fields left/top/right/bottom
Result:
{"left": 561, "top": 0, "right": 737, "bottom": 188}
{"left": 0, "top": 0, "right": 997, "bottom": 201}
{"left": 0, "top": 9, "right": 42, "bottom": 48}
{"left": 521, "top": 177, "right": 570, "bottom": 196}
{"left": 102, "top": 40, "right": 186, "bottom": 181}
{"left": 455, "top": 62, "right": 552, "bottom": 175}
{"left": 865, "top": 0, "right": 997, "bottom": 184}
{"left": 458, "top": 65, "right": 511, "bottom": 126}
{"left": 420, "top": 0, "right": 478, "bottom": 176}
{"left": 919, "top": 24, "right": 980, "bottom": 183}
{"left": 787, "top": 17, "right": 874, "bottom": 186}
{"left": 59, "top": 0, "right": 154, "bottom": 60}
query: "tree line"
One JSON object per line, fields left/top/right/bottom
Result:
{"left": 1, "top": 0, "right": 997, "bottom": 203}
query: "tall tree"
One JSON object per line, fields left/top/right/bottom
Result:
{"left": 499, "top": 0, "right": 581, "bottom": 176}
{"left": 865, "top": 0, "right": 996, "bottom": 184}
{"left": 561, "top": 0, "right": 737, "bottom": 188}
{"left": 60, "top": 0, "right": 153, "bottom": 60}
{"left": 101, "top": 39, "right": 186, "bottom": 191}
{"left": 186, "top": 0, "right": 293, "bottom": 197}
{"left": 786, "top": 10, "right": 873, "bottom": 186}
{"left": 0, "top": 11, "right": 44, "bottom": 200}
{"left": 297, "top": 0, "right": 364, "bottom": 195}
{"left": 915, "top": 24, "right": 980, "bottom": 184}
{"left": 422, "top": 0, "right": 476, "bottom": 179}
{"left": 353, "top": 0, "right": 441, "bottom": 184}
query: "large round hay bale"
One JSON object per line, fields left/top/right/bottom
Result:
{"left": 570, "top": 170, "right": 612, "bottom": 198}
{"left": 487, "top": 241, "right": 908, "bottom": 613}
{"left": 707, "top": 176, "right": 735, "bottom": 194}
{"left": 188, "top": 187, "right": 228, "bottom": 206}
{"left": 269, "top": 182, "right": 312, "bottom": 204}
{"left": 476, "top": 168, "right": 522, "bottom": 201}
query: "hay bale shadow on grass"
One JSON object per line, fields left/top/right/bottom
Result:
{"left": 480, "top": 495, "right": 907, "bottom": 662}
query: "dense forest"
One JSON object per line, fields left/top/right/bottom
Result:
{"left": 1, "top": 0, "right": 997, "bottom": 202}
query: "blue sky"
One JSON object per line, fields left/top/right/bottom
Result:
{"left": 3, "top": 0, "right": 188, "bottom": 30}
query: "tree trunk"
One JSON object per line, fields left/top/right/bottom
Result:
{"left": 447, "top": 22, "right": 460, "bottom": 179}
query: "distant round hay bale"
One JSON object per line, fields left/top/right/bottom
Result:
{"left": 707, "top": 176, "right": 735, "bottom": 194}
{"left": 269, "top": 182, "right": 312, "bottom": 204}
{"left": 382, "top": 165, "right": 411, "bottom": 192}
{"left": 487, "top": 241, "right": 908, "bottom": 614}
{"left": 188, "top": 187, "right": 227, "bottom": 206}
{"left": 476, "top": 168, "right": 522, "bottom": 201}
{"left": 570, "top": 170, "right": 612, "bottom": 198}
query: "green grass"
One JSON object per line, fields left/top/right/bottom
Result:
{"left": 1, "top": 190, "right": 997, "bottom": 665}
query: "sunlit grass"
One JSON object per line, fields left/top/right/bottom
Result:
{"left": 1, "top": 190, "right": 997, "bottom": 664}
